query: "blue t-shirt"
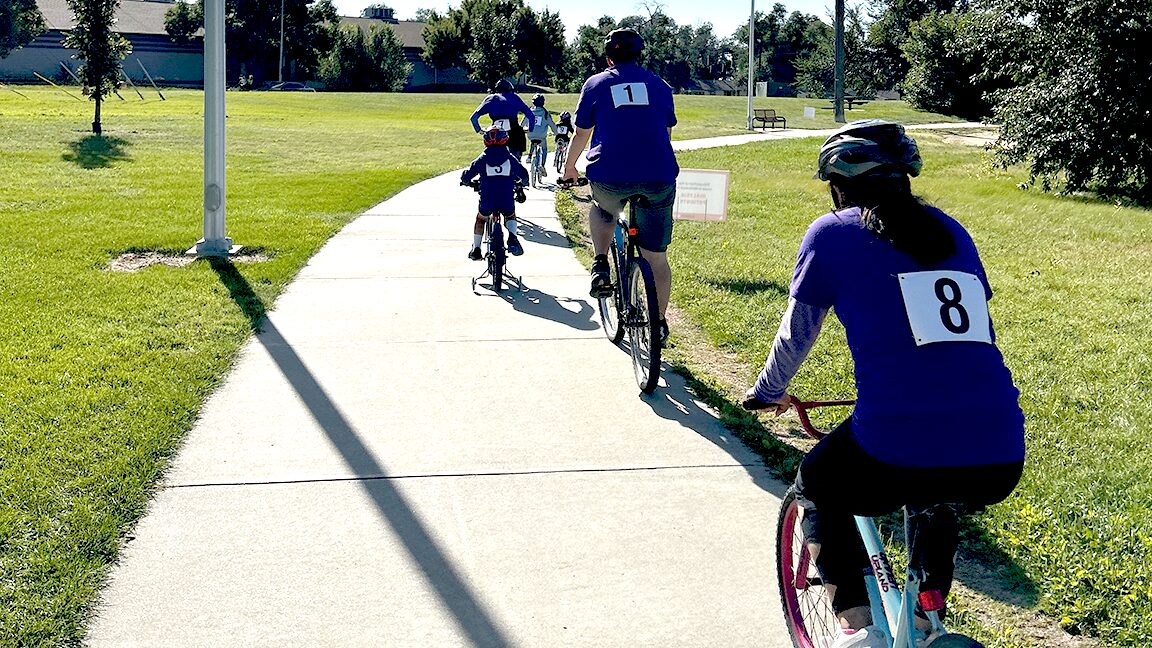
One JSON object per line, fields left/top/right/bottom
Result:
{"left": 573, "top": 63, "right": 678, "bottom": 184}
{"left": 792, "top": 207, "right": 1025, "bottom": 468}
{"left": 471, "top": 93, "right": 535, "bottom": 133}
{"left": 460, "top": 147, "right": 528, "bottom": 214}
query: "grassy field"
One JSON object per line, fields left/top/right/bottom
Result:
{"left": 578, "top": 135, "right": 1149, "bottom": 645}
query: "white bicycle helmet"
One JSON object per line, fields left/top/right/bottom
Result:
{"left": 816, "top": 119, "right": 922, "bottom": 181}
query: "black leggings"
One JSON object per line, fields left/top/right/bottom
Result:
{"left": 794, "top": 419, "right": 1023, "bottom": 613}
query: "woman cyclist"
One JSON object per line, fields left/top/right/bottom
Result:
{"left": 470, "top": 79, "right": 535, "bottom": 161}
{"left": 744, "top": 120, "right": 1025, "bottom": 648}
{"left": 523, "top": 93, "right": 557, "bottom": 178}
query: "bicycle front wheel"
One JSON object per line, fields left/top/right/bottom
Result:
{"left": 626, "top": 257, "right": 661, "bottom": 393}
{"left": 598, "top": 243, "right": 624, "bottom": 343}
{"left": 778, "top": 487, "right": 839, "bottom": 648}
{"left": 489, "top": 221, "right": 506, "bottom": 291}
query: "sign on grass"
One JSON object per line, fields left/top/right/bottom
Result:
{"left": 673, "top": 169, "right": 731, "bottom": 222}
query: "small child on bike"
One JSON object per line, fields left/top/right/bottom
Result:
{"left": 554, "top": 110, "right": 573, "bottom": 166}
{"left": 523, "top": 93, "right": 557, "bottom": 178}
{"left": 460, "top": 126, "right": 530, "bottom": 260}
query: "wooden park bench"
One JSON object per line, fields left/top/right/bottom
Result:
{"left": 753, "top": 108, "right": 787, "bottom": 130}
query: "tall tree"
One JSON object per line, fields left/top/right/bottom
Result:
{"left": 865, "top": 0, "right": 967, "bottom": 90}
{"left": 64, "top": 0, "right": 131, "bottom": 134}
{"left": 318, "top": 24, "right": 410, "bottom": 90}
{"left": 164, "top": 0, "right": 201, "bottom": 44}
{"left": 1, "top": 0, "right": 45, "bottom": 58}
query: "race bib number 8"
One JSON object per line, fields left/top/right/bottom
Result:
{"left": 610, "top": 83, "right": 650, "bottom": 108}
{"left": 897, "top": 271, "right": 992, "bottom": 346}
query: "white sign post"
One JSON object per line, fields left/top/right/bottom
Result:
{"left": 673, "top": 169, "right": 731, "bottom": 222}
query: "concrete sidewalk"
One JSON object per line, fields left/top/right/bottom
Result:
{"left": 86, "top": 167, "right": 794, "bottom": 646}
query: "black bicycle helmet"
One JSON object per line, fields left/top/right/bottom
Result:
{"left": 604, "top": 28, "right": 644, "bottom": 63}
{"left": 493, "top": 78, "right": 514, "bottom": 93}
{"left": 559, "top": 111, "right": 572, "bottom": 122}
{"left": 816, "top": 119, "right": 922, "bottom": 181}
{"left": 532, "top": 93, "right": 545, "bottom": 107}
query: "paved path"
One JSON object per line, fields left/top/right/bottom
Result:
{"left": 87, "top": 162, "right": 796, "bottom": 645}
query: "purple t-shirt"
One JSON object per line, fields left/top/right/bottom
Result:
{"left": 460, "top": 147, "right": 528, "bottom": 214}
{"left": 471, "top": 93, "right": 534, "bottom": 133}
{"left": 792, "top": 207, "right": 1025, "bottom": 468}
{"left": 574, "top": 63, "right": 678, "bottom": 184}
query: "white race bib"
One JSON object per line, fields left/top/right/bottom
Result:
{"left": 491, "top": 118, "right": 511, "bottom": 130}
{"left": 485, "top": 161, "right": 511, "bottom": 177}
{"left": 897, "top": 271, "right": 992, "bottom": 346}
{"left": 556, "top": 125, "right": 569, "bottom": 135}
{"left": 610, "top": 83, "right": 650, "bottom": 108}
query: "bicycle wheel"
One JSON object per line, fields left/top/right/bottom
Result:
{"left": 924, "top": 636, "right": 985, "bottom": 647}
{"left": 555, "top": 144, "right": 567, "bottom": 173}
{"left": 489, "top": 220, "right": 506, "bottom": 291}
{"left": 626, "top": 257, "right": 661, "bottom": 393}
{"left": 778, "top": 487, "right": 839, "bottom": 648}
{"left": 598, "top": 242, "right": 625, "bottom": 343}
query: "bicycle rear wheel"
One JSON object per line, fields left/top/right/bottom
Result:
{"left": 555, "top": 145, "right": 567, "bottom": 173}
{"left": 778, "top": 487, "right": 839, "bottom": 648}
{"left": 598, "top": 242, "right": 625, "bottom": 343}
{"left": 626, "top": 257, "right": 661, "bottom": 393}
{"left": 489, "top": 220, "right": 506, "bottom": 291}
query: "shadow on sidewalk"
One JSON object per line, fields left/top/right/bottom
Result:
{"left": 517, "top": 218, "right": 572, "bottom": 249}
{"left": 499, "top": 287, "right": 598, "bottom": 332}
{"left": 208, "top": 258, "right": 515, "bottom": 647}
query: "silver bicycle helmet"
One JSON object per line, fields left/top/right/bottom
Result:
{"left": 815, "top": 119, "right": 922, "bottom": 181}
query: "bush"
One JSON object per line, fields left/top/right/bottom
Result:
{"left": 317, "top": 25, "right": 410, "bottom": 92}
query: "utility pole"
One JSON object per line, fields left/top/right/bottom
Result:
{"left": 193, "top": 0, "right": 235, "bottom": 257}
{"left": 746, "top": 0, "right": 755, "bottom": 130}
{"left": 833, "top": 0, "right": 845, "bottom": 123}
{"left": 278, "top": 0, "right": 286, "bottom": 83}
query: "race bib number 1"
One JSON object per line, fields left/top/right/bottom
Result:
{"left": 897, "top": 271, "right": 992, "bottom": 346}
{"left": 610, "top": 83, "right": 650, "bottom": 108}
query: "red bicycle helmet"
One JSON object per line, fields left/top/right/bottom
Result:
{"left": 483, "top": 125, "right": 509, "bottom": 147}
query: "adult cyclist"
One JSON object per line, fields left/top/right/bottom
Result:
{"left": 471, "top": 78, "right": 535, "bottom": 161}
{"left": 560, "top": 28, "right": 678, "bottom": 347}
{"left": 743, "top": 120, "right": 1025, "bottom": 648}
{"left": 523, "top": 93, "right": 557, "bottom": 178}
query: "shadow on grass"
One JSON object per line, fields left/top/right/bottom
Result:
{"left": 662, "top": 360, "right": 1039, "bottom": 608}
{"left": 206, "top": 258, "right": 516, "bottom": 646}
{"left": 705, "top": 278, "right": 789, "bottom": 297}
{"left": 63, "top": 135, "right": 133, "bottom": 169}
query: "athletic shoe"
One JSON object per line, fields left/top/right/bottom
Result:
{"left": 590, "top": 256, "right": 612, "bottom": 297}
{"left": 829, "top": 626, "right": 887, "bottom": 648}
{"left": 507, "top": 234, "right": 524, "bottom": 256}
{"left": 468, "top": 247, "right": 483, "bottom": 261}
{"left": 659, "top": 319, "right": 670, "bottom": 348}
{"left": 540, "top": 166, "right": 548, "bottom": 178}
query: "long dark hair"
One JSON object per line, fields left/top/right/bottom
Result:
{"left": 830, "top": 175, "right": 956, "bottom": 266}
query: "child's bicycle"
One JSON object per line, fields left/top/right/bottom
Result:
{"left": 527, "top": 139, "right": 547, "bottom": 188}
{"left": 554, "top": 135, "right": 569, "bottom": 174}
{"left": 560, "top": 176, "right": 662, "bottom": 394}
{"left": 745, "top": 397, "right": 985, "bottom": 648}
{"left": 463, "top": 180, "right": 526, "bottom": 293}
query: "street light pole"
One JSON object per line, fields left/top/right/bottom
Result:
{"left": 278, "top": 0, "right": 286, "bottom": 84}
{"left": 192, "top": 0, "right": 234, "bottom": 257}
{"left": 746, "top": 0, "right": 755, "bottom": 130}
{"left": 833, "top": 0, "right": 846, "bottom": 123}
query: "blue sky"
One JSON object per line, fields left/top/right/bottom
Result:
{"left": 331, "top": 0, "right": 847, "bottom": 41}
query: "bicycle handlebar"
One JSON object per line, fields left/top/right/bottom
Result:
{"left": 742, "top": 394, "right": 855, "bottom": 440}
{"left": 556, "top": 177, "right": 589, "bottom": 189}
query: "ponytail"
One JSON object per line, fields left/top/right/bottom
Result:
{"left": 830, "top": 176, "right": 956, "bottom": 266}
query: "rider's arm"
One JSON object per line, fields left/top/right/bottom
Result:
{"left": 470, "top": 109, "right": 484, "bottom": 134}
{"left": 752, "top": 298, "right": 829, "bottom": 402}
{"left": 460, "top": 157, "right": 481, "bottom": 183}
{"left": 562, "top": 126, "right": 593, "bottom": 177}
{"left": 512, "top": 157, "right": 529, "bottom": 185}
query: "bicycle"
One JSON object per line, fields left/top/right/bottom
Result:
{"left": 554, "top": 134, "right": 569, "bottom": 174}
{"left": 560, "top": 176, "right": 662, "bottom": 394}
{"left": 527, "top": 139, "right": 546, "bottom": 188}
{"left": 463, "top": 180, "right": 526, "bottom": 293}
{"left": 746, "top": 397, "right": 984, "bottom": 648}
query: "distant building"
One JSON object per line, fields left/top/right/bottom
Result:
{"left": 0, "top": 0, "right": 204, "bottom": 86}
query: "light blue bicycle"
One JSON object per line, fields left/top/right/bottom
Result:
{"left": 768, "top": 398, "right": 984, "bottom": 648}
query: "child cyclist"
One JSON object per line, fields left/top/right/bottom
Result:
{"left": 460, "top": 126, "right": 530, "bottom": 260}
{"left": 523, "top": 93, "right": 557, "bottom": 177}
{"left": 744, "top": 120, "right": 1025, "bottom": 648}
{"left": 554, "top": 111, "right": 573, "bottom": 169}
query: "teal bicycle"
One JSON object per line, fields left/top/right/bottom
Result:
{"left": 751, "top": 397, "right": 984, "bottom": 648}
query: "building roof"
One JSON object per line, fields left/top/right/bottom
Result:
{"left": 38, "top": 0, "right": 176, "bottom": 36}
{"left": 338, "top": 17, "right": 426, "bottom": 50}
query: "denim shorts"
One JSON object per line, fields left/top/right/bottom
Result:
{"left": 589, "top": 181, "right": 677, "bottom": 252}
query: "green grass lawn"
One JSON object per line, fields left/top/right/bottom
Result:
{"left": 658, "top": 137, "right": 1150, "bottom": 645}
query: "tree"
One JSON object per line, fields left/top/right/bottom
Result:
{"left": 901, "top": 11, "right": 993, "bottom": 119}
{"left": 1, "top": 0, "right": 45, "bottom": 58}
{"left": 64, "top": 0, "right": 131, "bottom": 134}
{"left": 978, "top": 0, "right": 1152, "bottom": 203}
{"left": 465, "top": 0, "right": 518, "bottom": 88}
{"left": 164, "top": 0, "right": 201, "bottom": 44}
{"left": 318, "top": 24, "right": 410, "bottom": 90}
{"left": 793, "top": 8, "right": 875, "bottom": 97}
{"left": 865, "top": 0, "right": 967, "bottom": 90}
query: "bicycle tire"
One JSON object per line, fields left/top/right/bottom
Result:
{"left": 598, "top": 242, "right": 625, "bottom": 343}
{"left": 626, "top": 257, "right": 661, "bottom": 393}
{"left": 490, "top": 220, "right": 505, "bottom": 291}
{"left": 555, "top": 145, "right": 567, "bottom": 173}
{"left": 924, "top": 635, "right": 985, "bottom": 648}
{"left": 777, "top": 487, "right": 839, "bottom": 648}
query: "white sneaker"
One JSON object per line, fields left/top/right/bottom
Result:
{"left": 830, "top": 626, "right": 888, "bottom": 648}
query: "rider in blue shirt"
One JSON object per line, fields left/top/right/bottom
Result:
{"left": 745, "top": 120, "right": 1025, "bottom": 648}
{"left": 460, "top": 126, "right": 529, "bottom": 259}
{"left": 471, "top": 79, "right": 535, "bottom": 161}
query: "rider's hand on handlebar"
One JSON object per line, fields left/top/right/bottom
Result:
{"left": 742, "top": 388, "right": 792, "bottom": 415}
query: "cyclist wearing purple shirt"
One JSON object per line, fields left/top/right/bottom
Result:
{"left": 744, "top": 120, "right": 1025, "bottom": 647}
{"left": 471, "top": 78, "right": 535, "bottom": 161}
{"left": 560, "top": 28, "right": 679, "bottom": 347}
{"left": 460, "top": 126, "right": 529, "bottom": 259}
